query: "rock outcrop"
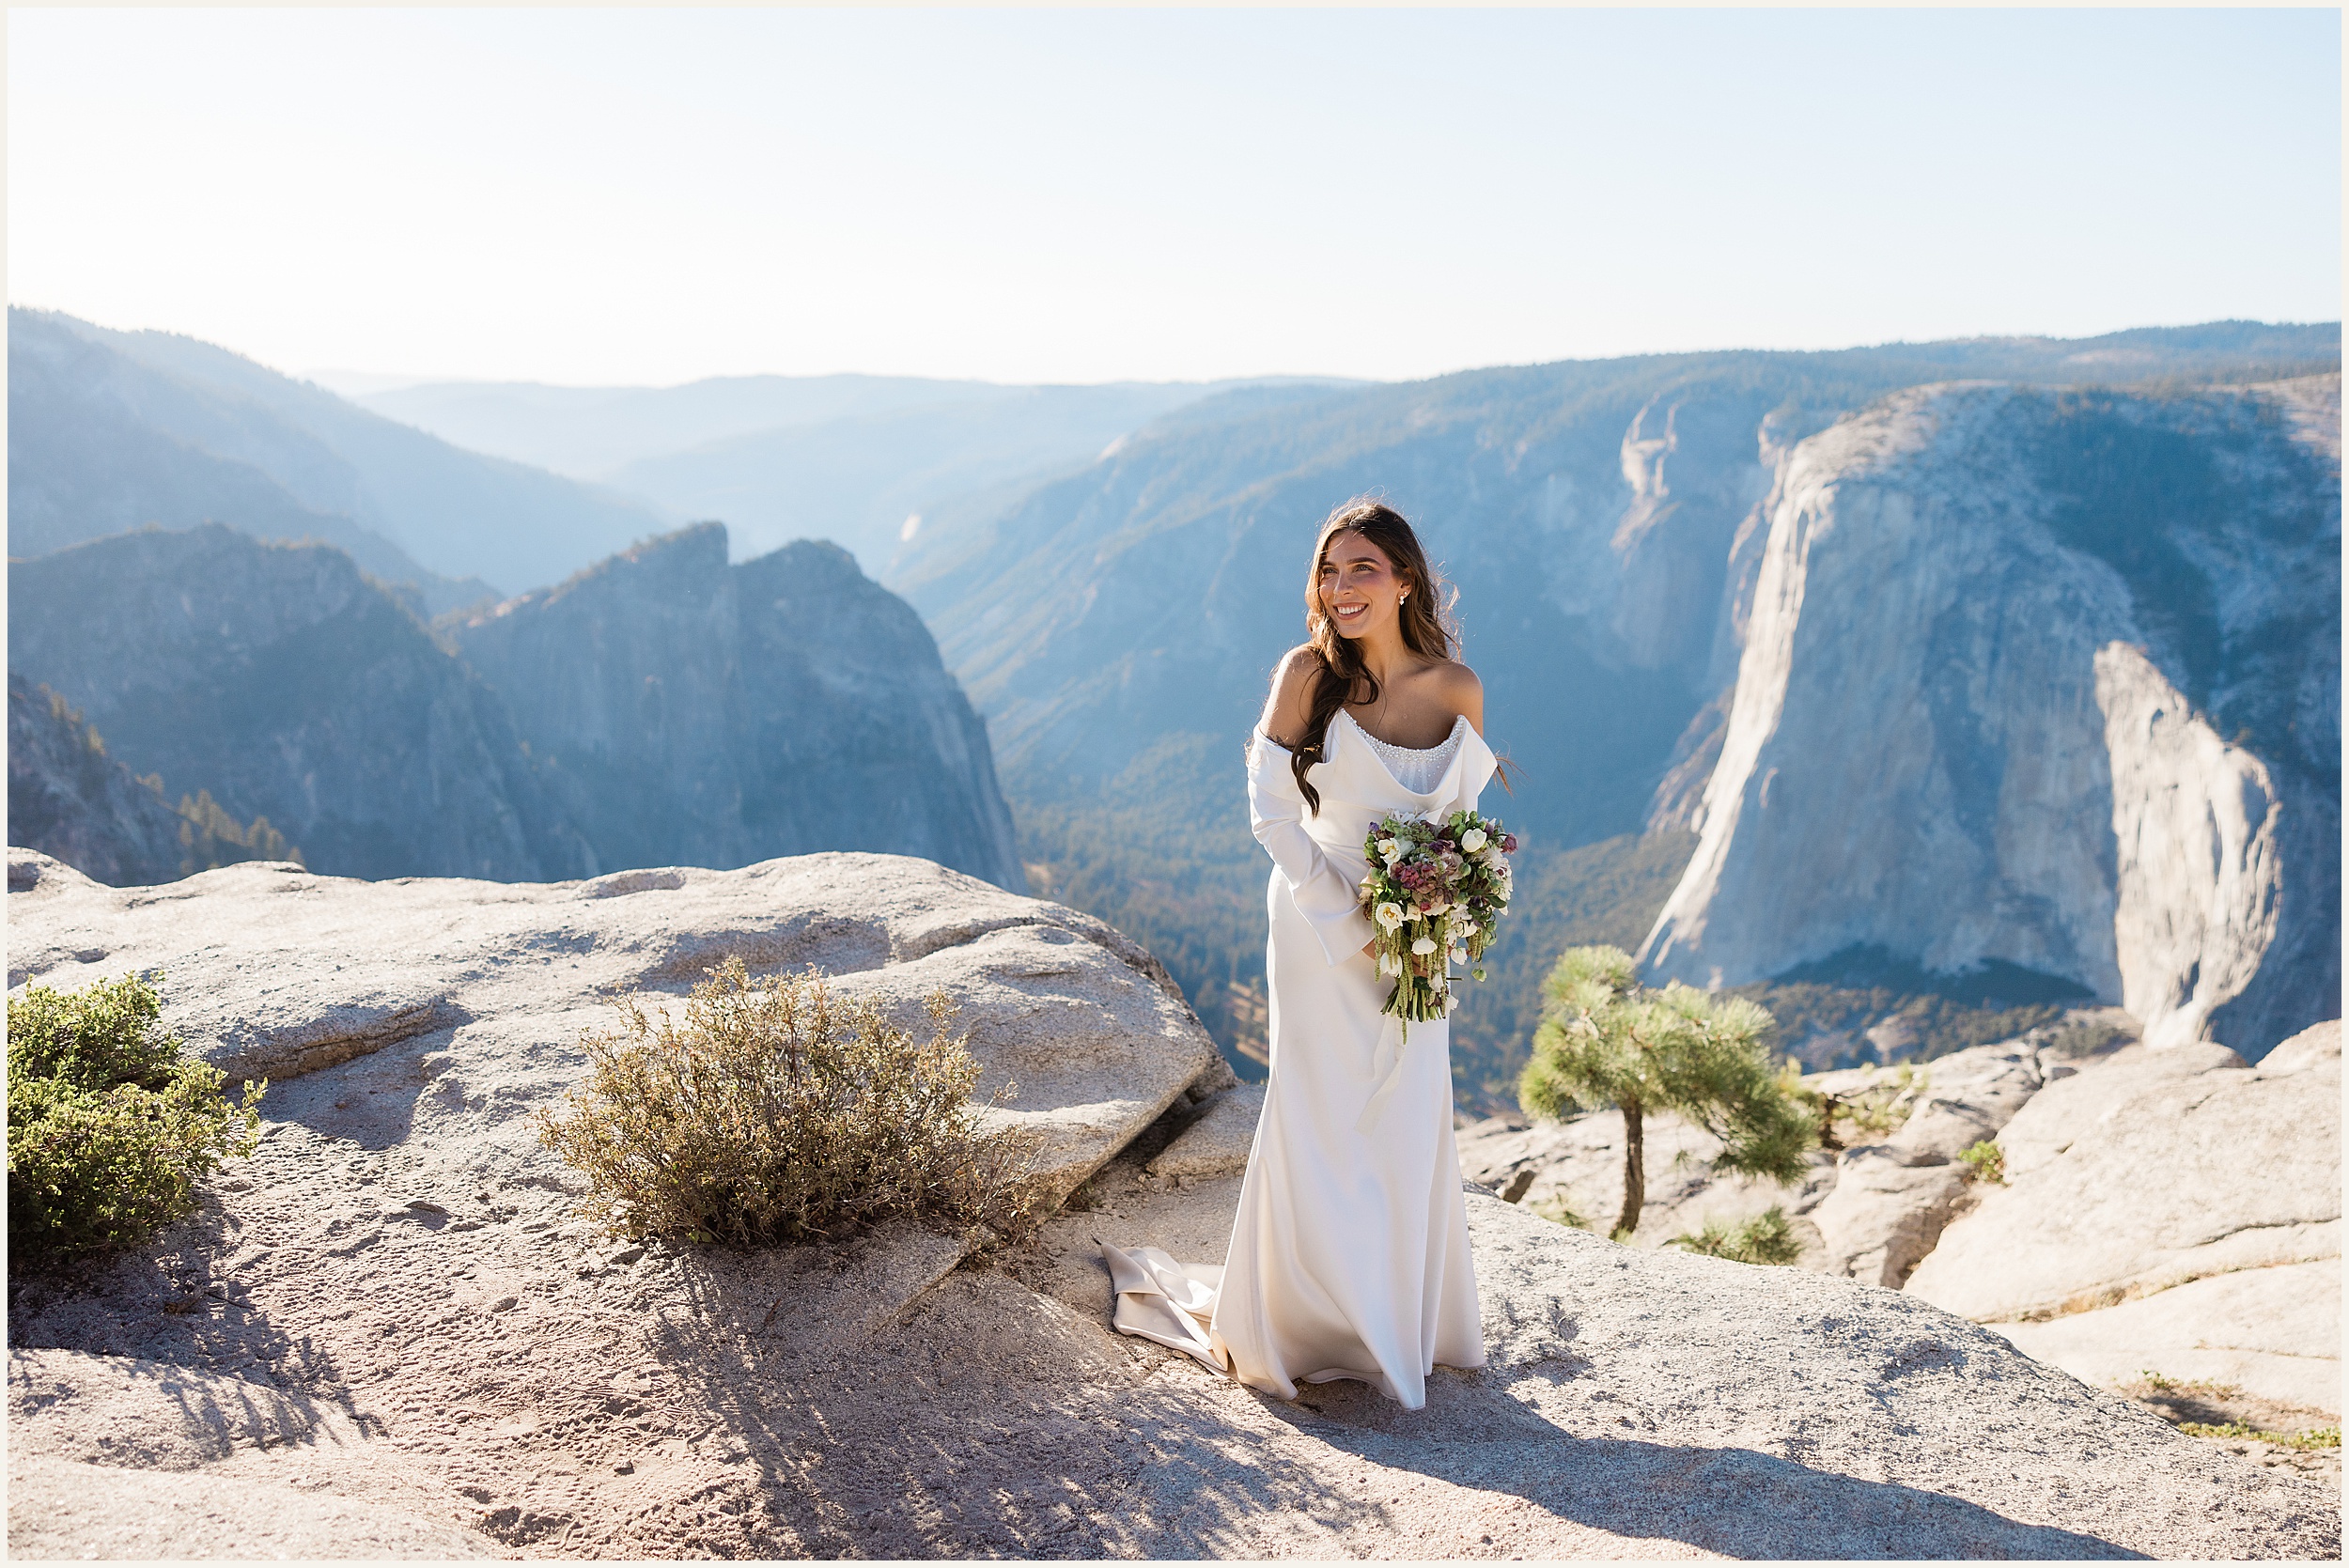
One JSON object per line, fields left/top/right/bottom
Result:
{"left": 6, "top": 847, "right": 1200, "bottom": 1191}
{"left": 7, "top": 526, "right": 593, "bottom": 883}
{"left": 8, "top": 849, "right": 2335, "bottom": 1558}
{"left": 1455, "top": 1035, "right": 2062, "bottom": 1280}
{"left": 1907, "top": 1021, "right": 2341, "bottom": 1414}
{"left": 1988, "top": 1261, "right": 2341, "bottom": 1420}
{"left": 1466, "top": 1017, "right": 2341, "bottom": 1426}
{"left": 1641, "top": 379, "right": 2341, "bottom": 1063}
{"left": 1145, "top": 1082, "right": 1266, "bottom": 1182}
{"left": 451, "top": 523, "right": 1023, "bottom": 893}
{"left": 1456, "top": 1101, "right": 1841, "bottom": 1258}
{"left": 1808, "top": 1039, "right": 2047, "bottom": 1287}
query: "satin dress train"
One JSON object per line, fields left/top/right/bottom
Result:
{"left": 1107, "top": 709, "right": 1493, "bottom": 1410}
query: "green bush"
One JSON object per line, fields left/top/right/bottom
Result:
{"left": 8, "top": 972, "right": 263, "bottom": 1267}
{"left": 1669, "top": 1205, "right": 1801, "bottom": 1265}
{"left": 536, "top": 959, "right": 1042, "bottom": 1248}
{"left": 1958, "top": 1140, "right": 2008, "bottom": 1185}
{"left": 1811, "top": 1063, "right": 1925, "bottom": 1145}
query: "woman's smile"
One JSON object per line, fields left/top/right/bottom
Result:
{"left": 1318, "top": 533, "right": 1400, "bottom": 636}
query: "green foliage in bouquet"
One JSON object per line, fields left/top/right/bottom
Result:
{"left": 537, "top": 959, "right": 1043, "bottom": 1249}
{"left": 1360, "top": 808, "right": 1517, "bottom": 1036}
{"left": 1517, "top": 945, "right": 1813, "bottom": 1238}
{"left": 8, "top": 972, "right": 264, "bottom": 1268}
{"left": 1669, "top": 1204, "right": 1802, "bottom": 1265}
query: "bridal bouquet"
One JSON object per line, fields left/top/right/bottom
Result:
{"left": 1358, "top": 809, "right": 1517, "bottom": 1035}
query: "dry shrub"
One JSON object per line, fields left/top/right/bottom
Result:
{"left": 537, "top": 959, "right": 1041, "bottom": 1247}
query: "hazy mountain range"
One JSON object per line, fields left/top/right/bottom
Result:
{"left": 9, "top": 308, "right": 676, "bottom": 602}
{"left": 9, "top": 308, "right": 2338, "bottom": 1098}
{"left": 334, "top": 371, "right": 1353, "bottom": 573}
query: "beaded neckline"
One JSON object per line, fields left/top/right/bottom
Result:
{"left": 1345, "top": 709, "right": 1470, "bottom": 755}
{"left": 1340, "top": 710, "right": 1470, "bottom": 794}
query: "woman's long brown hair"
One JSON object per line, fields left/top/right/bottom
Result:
{"left": 1289, "top": 498, "right": 1456, "bottom": 814}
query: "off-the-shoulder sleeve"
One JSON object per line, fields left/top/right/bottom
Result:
{"left": 1247, "top": 735, "right": 1375, "bottom": 967}
{"left": 1447, "top": 732, "right": 1499, "bottom": 820}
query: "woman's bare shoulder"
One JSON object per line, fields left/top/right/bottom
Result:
{"left": 1425, "top": 659, "right": 1485, "bottom": 730}
{"left": 1260, "top": 644, "right": 1325, "bottom": 745}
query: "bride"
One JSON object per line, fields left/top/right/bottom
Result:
{"left": 1107, "top": 498, "right": 1495, "bottom": 1409}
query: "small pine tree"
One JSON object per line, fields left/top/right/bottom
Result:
{"left": 1517, "top": 945, "right": 1812, "bottom": 1238}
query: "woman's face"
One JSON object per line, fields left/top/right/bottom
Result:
{"left": 1317, "top": 531, "right": 1407, "bottom": 640}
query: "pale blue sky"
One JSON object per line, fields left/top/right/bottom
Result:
{"left": 8, "top": 7, "right": 2340, "bottom": 386}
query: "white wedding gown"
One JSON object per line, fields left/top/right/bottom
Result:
{"left": 1107, "top": 708, "right": 1494, "bottom": 1409}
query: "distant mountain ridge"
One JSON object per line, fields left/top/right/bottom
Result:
{"left": 8, "top": 310, "right": 493, "bottom": 614}
{"left": 347, "top": 371, "right": 1358, "bottom": 573}
{"left": 9, "top": 307, "right": 666, "bottom": 597}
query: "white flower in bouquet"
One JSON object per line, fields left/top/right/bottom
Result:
{"left": 1410, "top": 936, "right": 1439, "bottom": 956}
{"left": 1377, "top": 837, "right": 1402, "bottom": 863}
{"left": 1375, "top": 901, "right": 1406, "bottom": 931}
{"left": 1459, "top": 827, "right": 1487, "bottom": 853}
{"left": 1377, "top": 951, "right": 1401, "bottom": 977}
{"left": 1423, "top": 899, "right": 1452, "bottom": 918}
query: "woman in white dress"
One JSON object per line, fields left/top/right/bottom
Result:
{"left": 1107, "top": 498, "right": 1494, "bottom": 1410}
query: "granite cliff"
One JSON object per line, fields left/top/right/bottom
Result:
{"left": 452, "top": 523, "right": 1022, "bottom": 892}
{"left": 1640, "top": 377, "right": 2341, "bottom": 1061}
{"left": 7, "top": 527, "right": 589, "bottom": 882}
{"left": 8, "top": 522, "right": 1023, "bottom": 895}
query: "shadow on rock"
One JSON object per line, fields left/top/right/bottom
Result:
{"left": 632, "top": 1249, "right": 1361, "bottom": 1559}
{"left": 9, "top": 1203, "right": 361, "bottom": 1443}
{"left": 1265, "top": 1369, "right": 2152, "bottom": 1560}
